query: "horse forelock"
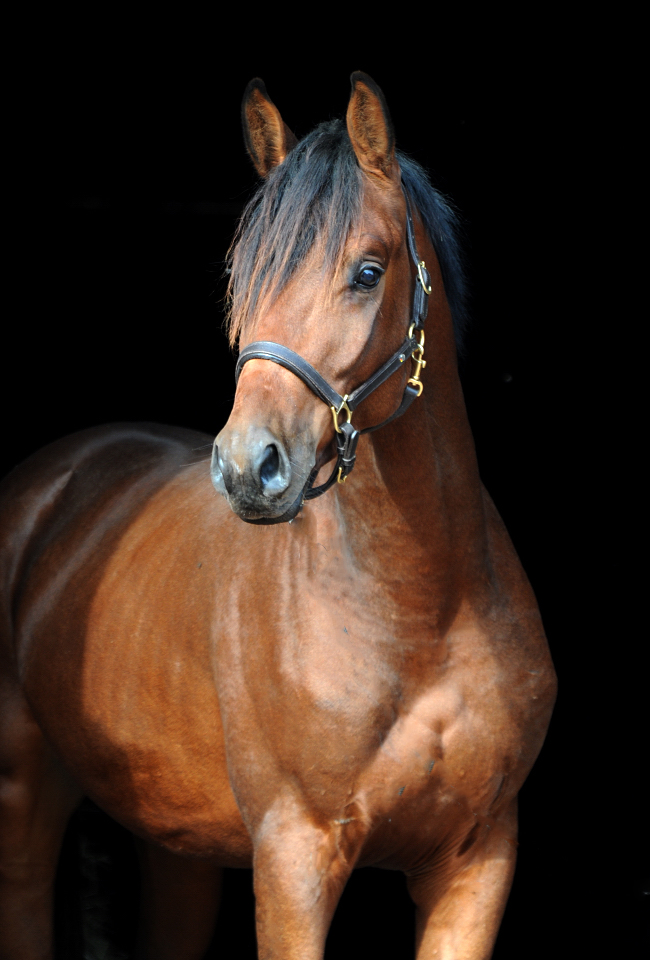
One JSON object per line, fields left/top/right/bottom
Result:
{"left": 225, "top": 118, "right": 468, "bottom": 354}
{"left": 225, "top": 119, "right": 361, "bottom": 346}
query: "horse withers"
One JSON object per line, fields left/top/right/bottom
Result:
{"left": 0, "top": 73, "right": 556, "bottom": 959}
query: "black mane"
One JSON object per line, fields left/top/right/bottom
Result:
{"left": 226, "top": 118, "right": 468, "bottom": 353}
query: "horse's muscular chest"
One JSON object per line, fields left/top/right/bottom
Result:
{"left": 216, "top": 577, "right": 526, "bottom": 859}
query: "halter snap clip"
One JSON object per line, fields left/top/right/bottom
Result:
{"left": 407, "top": 326, "right": 426, "bottom": 397}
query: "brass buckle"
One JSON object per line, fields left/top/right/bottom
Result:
{"left": 330, "top": 395, "right": 352, "bottom": 434}
{"left": 407, "top": 328, "right": 426, "bottom": 397}
{"left": 331, "top": 397, "right": 353, "bottom": 484}
{"left": 417, "top": 260, "right": 432, "bottom": 295}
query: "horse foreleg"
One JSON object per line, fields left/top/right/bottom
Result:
{"left": 0, "top": 683, "right": 82, "bottom": 960}
{"left": 251, "top": 802, "right": 359, "bottom": 960}
{"left": 133, "top": 838, "right": 223, "bottom": 960}
{"left": 407, "top": 802, "right": 518, "bottom": 960}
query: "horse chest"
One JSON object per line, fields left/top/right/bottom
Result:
{"left": 217, "top": 594, "right": 516, "bottom": 857}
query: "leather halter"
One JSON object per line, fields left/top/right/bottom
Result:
{"left": 234, "top": 186, "right": 431, "bottom": 524}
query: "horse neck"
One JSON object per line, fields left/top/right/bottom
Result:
{"left": 331, "top": 261, "right": 488, "bottom": 629}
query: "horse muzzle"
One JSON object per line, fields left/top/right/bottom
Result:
{"left": 211, "top": 425, "right": 312, "bottom": 522}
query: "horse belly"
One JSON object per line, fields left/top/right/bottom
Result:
{"left": 18, "top": 599, "right": 251, "bottom": 862}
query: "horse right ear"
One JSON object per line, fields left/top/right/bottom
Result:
{"left": 346, "top": 71, "right": 399, "bottom": 184}
{"left": 242, "top": 79, "right": 298, "bottom": 178}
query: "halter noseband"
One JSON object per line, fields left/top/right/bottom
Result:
{"left": 234, "top": 186, "right": 431, "bottom": 524}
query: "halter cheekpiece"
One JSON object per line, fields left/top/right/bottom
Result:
{"left": 234, "top": 184, "right": 431, "bottom": 524}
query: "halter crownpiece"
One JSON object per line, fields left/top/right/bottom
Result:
{"left": 234, "top": 184, "right": 430, "bottom": 524}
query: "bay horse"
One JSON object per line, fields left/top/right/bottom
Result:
{"left": 0, "top": 73, "right": 556, "bottom": 959}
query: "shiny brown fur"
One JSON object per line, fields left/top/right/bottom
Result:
{"left": 0, "top": 74, "right": 556, "bottom": 959}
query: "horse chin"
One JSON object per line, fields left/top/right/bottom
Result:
{"left": 236, "top": 484, "right": 307, "bottom": 525}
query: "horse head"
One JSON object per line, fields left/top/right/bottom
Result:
{"left": 212, "top": 74, "right": 424, "bottom": 522}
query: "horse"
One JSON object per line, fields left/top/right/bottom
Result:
{"left": 0, "top": 72, "right": 556, "bottom": 959}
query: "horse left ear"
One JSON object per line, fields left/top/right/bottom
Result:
{"left": 346, "top": 72, "right": 399, "bottom": 184}
{"left": 242, "top": 78, "right": 298, "bottom": 178}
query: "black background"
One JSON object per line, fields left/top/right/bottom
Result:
{"left": 6, "top": 16, "right": 646, "bottom": 959}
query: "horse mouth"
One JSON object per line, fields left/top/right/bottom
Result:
{"left": 235, "top": 482, "right": 309, "bottom": 525}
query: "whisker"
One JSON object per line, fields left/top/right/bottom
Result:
{"left": 178, "top": 457, "right": 213, "bottom": 467}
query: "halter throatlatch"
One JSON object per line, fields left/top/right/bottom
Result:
{"left": 233, "top": 185, "right": 431, "bottom": 524}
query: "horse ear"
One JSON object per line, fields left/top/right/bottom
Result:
{"left": 242, "top": 78, "right": 298, "bottom": 178}
{"left": 346, "top": 72, "right": 399, "bottom": 183}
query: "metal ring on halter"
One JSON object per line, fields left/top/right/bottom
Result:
{"left": 330, "top": 396, "right": 352, "bottom": 434}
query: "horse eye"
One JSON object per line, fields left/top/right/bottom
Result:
{"left": 355, "top": 266, "right": 383, "bottom": 289}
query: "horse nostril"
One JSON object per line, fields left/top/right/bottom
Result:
{"left": 215, "top": 435, "right": 291, "bottom": 502}
{"left": 258, "top": 443, "right": 290, "bottom": 496}
{"left": 259, "top": 444, "right": 281, "bottom": 488}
